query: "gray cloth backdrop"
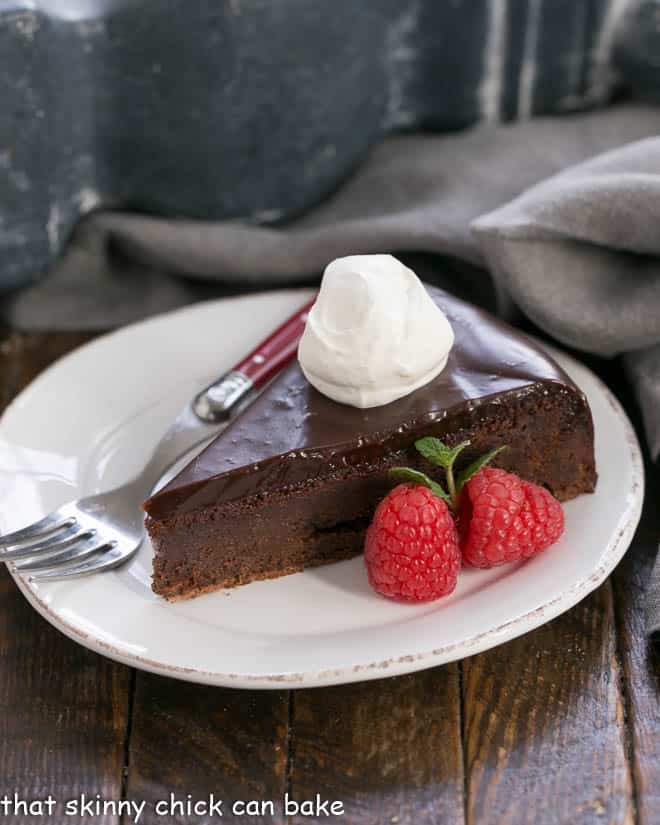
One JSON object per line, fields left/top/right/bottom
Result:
{"left": 5, "top": 102, "right": 660, "bottom": 631}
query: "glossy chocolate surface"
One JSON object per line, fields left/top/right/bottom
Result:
{"left": 144, "top": 287, "right": 578, "bottom": 519}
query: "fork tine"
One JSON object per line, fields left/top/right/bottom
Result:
{"left": 12, "top": 532, "right": 101, "bottom": 572}
{"left": 27, "top": 542, "right": 126, "bottom": 581}
{"left": 0, "top": 524, "right": 90, "bottom": 560}
{"left": 0, "top": 514, "right": 76, "bottom": 549}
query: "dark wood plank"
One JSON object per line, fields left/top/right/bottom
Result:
{"left": 0, "top": 331, "right": 132, "bottom": 824}
{"left": 288, "top": 667, "right": 465, "bottom": 825}
{"left": 595, "top": 356, "right": 660, "bottom": 825}
{"left": 0, "top": 567, "right": 132, "bottom": 823}
{"left": 612, "top": 461, "right": 660, "bottom": 825}
{"left": 462, "top": 584, "right": 634, "bottom": 825}
{"left": 125, "top": 674, "right": 289, "bottom": 824}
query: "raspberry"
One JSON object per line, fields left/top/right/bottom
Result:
{"left": 460, "top": 468, "right": 564, "bottom": 568}
{"left": 518, "top": 480, "right": 565, "bottom": 558}
{"left": 364, "top": 484, "right": 460, "bottom": 602}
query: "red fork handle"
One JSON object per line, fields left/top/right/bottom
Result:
{"left": 234, "top": 296, "right": 317, "bottom": 388}
{"left": 193, "top": 295, "right": 317, "bottom": 423}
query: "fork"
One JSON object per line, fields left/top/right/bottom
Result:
{"left": 0, "top": 297, "right": 314, "bottom": 582}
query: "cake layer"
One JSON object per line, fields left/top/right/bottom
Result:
{"left": 148, "top": 382, "right": 595, "bottom": 600}
{"left": 144, "top": 286, "right": 597, "bottom": 601}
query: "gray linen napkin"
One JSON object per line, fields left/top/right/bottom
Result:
{"left": 8, "top": 102, "right": 660, "bottom": 328}
{"left": 6, "top": 102, "right": 660, "bottom": 631}
{"left": 473, "top": 136, "right": 660, "bottom": 450}
{"left": 471, "top": 137, "right": 660, "bottom": 635}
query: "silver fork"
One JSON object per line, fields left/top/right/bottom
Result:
{"left": 0, "top": 372, "right": 254, "bottom": 582}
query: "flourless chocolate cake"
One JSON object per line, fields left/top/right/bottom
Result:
{"left": 143, "top": 287, "right": 597, "bottom": 600}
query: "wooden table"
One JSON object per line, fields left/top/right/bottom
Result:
{"left": 1, "top": 330, "right": 659, "bottom": 825}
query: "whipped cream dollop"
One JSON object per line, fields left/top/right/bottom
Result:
{"left": 298, "top": 254, "right": 454, "bottom": 408}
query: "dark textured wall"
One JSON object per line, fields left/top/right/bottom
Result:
{"left": 614, "top": 0, "right": 660, "bottom": 103}
{"left": 0, "top": 0, "right": 643, "bottom": 291}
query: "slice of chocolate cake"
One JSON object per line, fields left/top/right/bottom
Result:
{"left": 144, "top": 285, "right": 597, "bottom": 601}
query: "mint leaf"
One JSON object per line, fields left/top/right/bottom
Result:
{"left": 415, "top": 437, "right": 470, "bottom": 469}
{"left": 445, "top": 440, "right": 472, "bottom": 468}
{"left": 389, "top": 467, "right": 450, "bottom": 503}
{"left": 456, "top": 446, "right": 507, "bottom": 493}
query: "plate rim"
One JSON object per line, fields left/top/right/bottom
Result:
{"left": 3, "top": 291, "right": 645, "bottom": 689}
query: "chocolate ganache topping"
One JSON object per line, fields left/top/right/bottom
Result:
{"left": 143, "top": 287, "right": 577, "bottom": 520}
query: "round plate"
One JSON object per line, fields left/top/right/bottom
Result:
{"left": 0, "top": 290, "right": 644, "bottom": 689}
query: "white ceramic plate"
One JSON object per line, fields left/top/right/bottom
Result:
{"left": 0, "top": 290, "right": 644, "bottom": 689}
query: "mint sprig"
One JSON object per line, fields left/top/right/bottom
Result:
{"left": 389, "top": 467, "right": 451, "bottom": 503}
{"left": 389, "top": 437, "right": 507, "bottom": 512}
{"left": 456, "top": 446, "right": 507, "bottom": 494}
{"left": 415, "top": 437, "right": 470, "bottom": 470}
